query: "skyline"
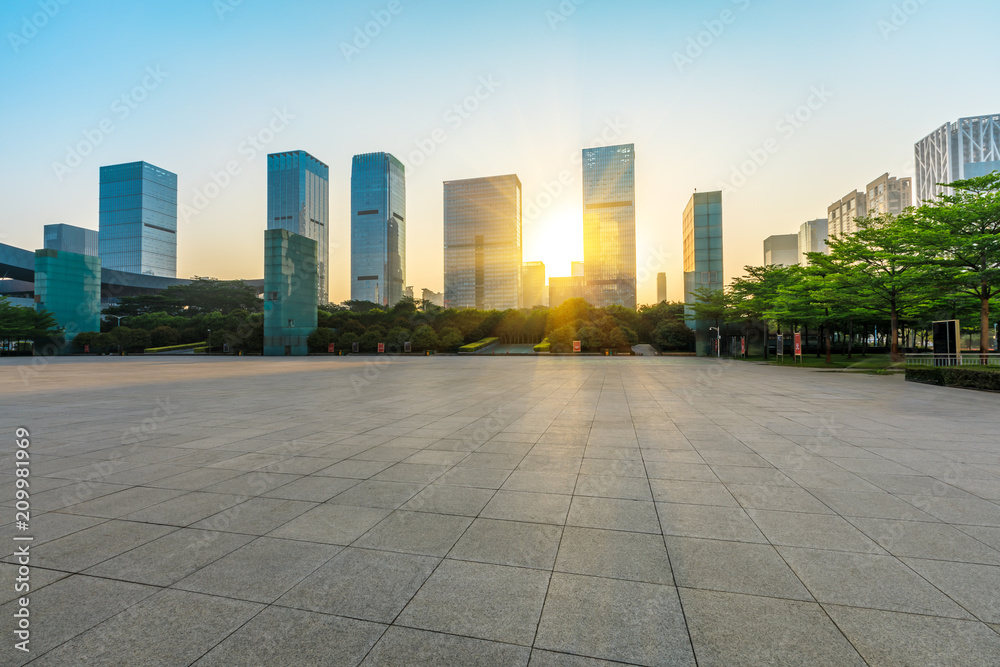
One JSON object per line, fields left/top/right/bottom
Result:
{"left": 3, "top": 1, "right": 1000, "bottom": 305}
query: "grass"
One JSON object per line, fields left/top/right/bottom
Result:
{"left": 755, "top": 353, "right": 905, "bottom": 370}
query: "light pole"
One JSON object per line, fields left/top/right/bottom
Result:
{"left": 109, "top": 315, "right": 127, "bottom": 355}
{"left": 207, "top": 329, "right": 211, "bottom": 356}
{"left": 709, "top": 326, "right": 721, "bottom": 358}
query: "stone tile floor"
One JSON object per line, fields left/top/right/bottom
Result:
{"left": 1, "top": 355, "right": 999, "bottom": 666}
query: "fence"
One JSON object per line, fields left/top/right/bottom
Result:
{"left": 905, "top": 353, "right": 1000, "bottom": 367}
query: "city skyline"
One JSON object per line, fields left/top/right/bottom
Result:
{"left": 3, "top": 1, "right": 1000, "bottom": 304}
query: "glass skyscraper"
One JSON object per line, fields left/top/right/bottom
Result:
{"left": 443, "top": 175, "right": 522, "bottom": 310}
{"left": 267, "top": 150, "right": 330, "bottom": 303}
{"left": 44, "top": 224, "right": 98, "bottom": 257}
{"left": 582, "top": 144, "right": 636, "bottom": 309}
{"left": 98, "top": 161, "right": 177, "bottom": 277}
{"left": 683, "top": 191, "right": 724, "bottom": 356}
{"left": 350, "top": 152, "right": 406, "bottom": 306}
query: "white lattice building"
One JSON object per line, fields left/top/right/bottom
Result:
{"left": 915, "top": 115, "right": 1000, "bottom": 203}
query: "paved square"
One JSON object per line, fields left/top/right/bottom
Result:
{"left": 2, "top": 355, "right": 1000, "bottom": 665}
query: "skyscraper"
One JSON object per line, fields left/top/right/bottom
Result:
{"left": 583, "top": 144, "right": 636, "bottom": 309}
{"left": 571, "top": 261, "right": 585, "bottom": 277}
{"left": 827, "top": 191, "right": 867, "bottom": 239}
{"left": 799, "top": 219, "right": 829, "bottom": 265}
{"left": 522, "top": 261, "right": 546, "bottom": 308}
{"left": 443, "top": 175, "right": 522, "bottom": 310}
{"left": 98, "top": 161, "right": 177, "bottom": 277}
{"left": 267, "top": 151, "right": 330, "bottom": 303}
{"left": 263, "top": 229, "right": 318, "bottom": 356}
{"left": 657, "top": 272, "right": 667, "bottom": 303}
{"left": 44, "top": 224, "right": 98, "bottom": 257}
{"left": 915, "top": 114, "right": 1000, "bottom": 202}
{"left": 763, "top": 234, "right": 799, "bottom": 267}
{"left": 866, "top": 173, "right": 912, "bottom": 216}
{"left": 683, "top": 191, "right": 723, "bottom": 356}
{"left": 351, "top": 152, "right": 406, "bottom": 306}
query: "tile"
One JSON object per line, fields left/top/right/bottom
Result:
{"left": 481, "top": 490, "right": 572, "bottom": 525}
{"left": 657, "top": 503, "right": 766, "bottom": 543}
{"left": 902, "top": 557, "right": 1000, "bottom": 623}
{"left": 31, "top": 520, "right": 175, "bottom": 572}
{"left": 574, "top": 475, "right": 652, "bottom": 501}
{"left": 850, "top": 517, "right": 1000, "bottom": 564}
{"left": 372, "top": 463, "right": 451, "bottom": 484}
{"left": 501, "top": 471, "right": 578, "bottom": 495}
{"left": 58, "top": 486, "right": 187, "bottom": 518}
{"left": 436, "top": 466, "right": 512, "bottom": 489}
{"left": 567, "top": 497, "right": 661, "bottom": 534}
{"left": 725, "top": 483, "right": 832, "bottom": 513}
{"left": 191, "top": 497, "right": 316, "bottom": 535}
{"left": 450, "top": 518, "right": 562, "bottom": 569}
{"left": 268, "top": 504, "right": 390, "bottom": 545}
{"left": 400, "top": 484, "right": 496, "bottom": 516}
{"left": 261, "top": 475, "right": 360, "bottom": 502}
{"left": 806, "top": 488, "right": 936, "bottom": 521}
{"left": 353, "top": 510, "right": 472, "bottom": 556}
{"left": 555, "top": 527, "right": 672, "bottom": 584}
{"left": 649, "top": 480, "right": 738, "bottom": 507}
{"left": 326, "top": 480, "right": 424, "bottom": 509}
{"left": 125, "top": 492, "right": 249, "bottom": 527}
{"left": 361, "top": 626, "right": 530, "bottom": 666}
{"left": 748, "top": 510, "right": 884, "bottom": 553}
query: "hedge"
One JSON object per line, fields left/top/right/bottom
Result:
{"left": 533, "top": 339, "right": 551, "bottom": 353}
{"left": 145, "top": 341, "right": 207, "bottom": 353}
{"left": 906, "top": 365, "right": 1000, "bottom": 392}
{"left": 458, "top": 337, "right": 499, "bottom": 353}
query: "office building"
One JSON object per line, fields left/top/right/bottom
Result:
{"left": 866, "top": 173, "right": 912, "bottom": 216}
{"left": 549, "top": 276, "right": 585, "bottom": 309}
{"left": 915, "top": 114, "right": 1000, "bottom": 202}
{"left": 267, "top": 151, "right": 330, "bottom": 303}
{"left": 421, "top": 288, "right": 444, "bottom": 308}
{"left": 98, "top": 161, "right": 177, "bottom": 277}
{"left": 522, "top": 261, "right": 546, "bottom": 308}
{"left": 404, "top": 286, "right": 414, "bottom": 301}
{"left": 799, "top": 219, "right": 829, "bottom": 264}
{"left": 44, "top": 224, "right": 98, "bottom": 257}
{"left": 828, "top": 191, "right": 867, "bottom": 239}
{"left": 657, "top": 272, "right": 667, "bottom": 303}
{"left": 351, "top": 152, "right": 406, "bottom": 306}
{"left": 583, "top": 144, "right": 636, "bottom": 309}
{"left": 763, "top": 234, "right": 799, "bottom": 267}
{"left": 683, "top": 191, "right": 723, "bottom": 356}
{"left": 443, "top": 174, "right": 522, "bottom": 310}
{"left": 263, "top": 229, "right": 318, "bottom": 356}
{"left": 571, "top": 261, "right": 585, "bottom": 277}
{"left": 33, "top": 249, "right": 101, "bottom": 348}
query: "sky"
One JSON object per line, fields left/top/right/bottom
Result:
{"left": 2, "top": 0, "right": 999, "bottom": 306}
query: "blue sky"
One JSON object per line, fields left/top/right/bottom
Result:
{"left": 2, "top": 0, "right": 998, "bottom": 304}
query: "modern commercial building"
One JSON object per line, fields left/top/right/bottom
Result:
{"left": 799, "top": 219, "right": 829, "bottom": 265}
{"left": 404, "top": 286, "right": 414, "bottom": 301}
{"left": 351, "top": 152, "right": 406, "bottom": 306}
{"left": 33, "top": 249, "right": 101, "bottom": 348}
{"left": 263, "top": 229, "right": 318, "bottom": 356}
{"left": 866, "top": 173, "right": 912, "bottom": 216}
{"left": 657, "top": 272, "right": 667, "bottom": 303}
{"left": 549, "top": 276, "right": 585, "bottom": 309}
{"left": 763, "top": 234, "right": 799, "bottom": 267}
{"left": 583, "top": 144, "right": 636, "bottom": 309}
{"left": 571, "top": 261, "right": 585, "bottom": 278}
{"left": 683, "top": 191, "right": 723, "bottom": 356}
{"left": 915, "top": 114, "right": 1000, "bottom": 202}
{"left": 828, "top": 191, "right": 866, "bottom": 239}
{"left": 522, "top": 261, "right": 546, "bottom": 308}
{"left": 44, "top": 224, "right": 98, "bottom": 257}
{"left": 421, "top": 288, "right": 444, "bottom": 308}
{"left": 98, "top": 161, "right": 177, "bottom": 277}
{"left": 443, "top": 174, "right": 522, "bottom": 310}
{"left": 267, "top": 151, "right": 330, "bottom": 303}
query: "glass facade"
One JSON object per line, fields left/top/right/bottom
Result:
{"left": 350, "top": 152, "right": 406, "bottom": 306}
{"left": 763, "top": 234, "right": 799, "bottom": 267}
{"left": 683, "top": 191, "right": 724, "bottom": 356}
{"left": 98, "top": 161, "right": 177, "bottom": 277}
{"left": 44, "top": 224, "right": 98, "bottom": 257}
{"left": 582, "top": 144, "right": 636, "bottom": 309}
{"left": 915, "top": 114, "right": 1000, "bottom": 201}
{"left": 522, "top": 261, "right": 546, "bottom": 308}
{"left": 443, "top": 175, "right": 522, "bottom": 310}
{"left": 263, "top": 230, "right": 318, "bottom": 356}
{"left": 34, "top": 249, "right": 101, "bottom": 348}
{"left": 267, "top": 151, "right": 330, "bottom": 303}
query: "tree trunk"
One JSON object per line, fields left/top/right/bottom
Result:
{"left": 981, "top": 289, "right": 991, "bottom": 361}
{"left": 825, "top": 325, "right": 833, "bottom": 364}
{"left": 847, "top": 317, "right": 854, "bottom": 360}
{"left": 763, "top": 321, "right": 769, "bottom": 360}
{"left": 889, "top": 309, "right": 902, "bottom": 362}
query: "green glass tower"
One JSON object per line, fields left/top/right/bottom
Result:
{"left": 263, "top": 229, "right": 318, "bottom": 356}
{"left": 683, "top": 191, "right": 724, "bottom": 356}
{"left": 33, "top": 249, "right": 101, "bottom": 349}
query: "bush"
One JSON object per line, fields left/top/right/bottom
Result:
{"left": 533, "top": 338, "right": 551, "bottom": 353}
{"left": 412, "top": 325, "right": 439, "bottom": 352}
{"left": 438, "top": 327, "right": 464, "bottom": 351}
{"left": 458, "top": 337, "right": 499, "bottom": 353}
{"left": 308, "top": 327, "right": 337, "bottom": 352}
{"left": 906, "top": 366, "right": 1000, "bottom": 391}
{"left": 145, "top": 341, "right": 207, "bottom": 353}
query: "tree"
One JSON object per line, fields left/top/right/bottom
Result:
{"left": 730, "top": 265, "right": 797, "bottom": 359}
{"left": 908, "top": 173, "right": 1000, "bottom": 356}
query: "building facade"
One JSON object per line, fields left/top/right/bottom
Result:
{"left": 267, "top": 151, "right": 330, "bottom": 303}
{"left": 683, "top": 191, "right": 723, "bottom": 356}
{"left": 522, "top": 261, "right": 546, "bottom": 308}
{"left": 443, "top": 175, "right": 522, "bottom": 310}
{"left": 915, "top": 114, "right": 1000, "bottom": 202}
{"left": 657, "top": 272, "right": 667, "bottom": 303}
{"left": 263, "top": 229, "right": 318, "bottom": 356}
{"left": 828, "top": 191, "right": 867, "bottom": 239}
{"left": 421, "top": 288, "right": 444, "bottom": 308}
{"left": 44, "top": 224, "right": 98, "bottom": 257}
{"left": 763, "top": 234, "right": 799, "bottom": 267}
{"left": 571, "top": 261, "right": 585, "bottom": 277}
{"left": 33, "top": 249, "right": 101, "bottom": 348}
{"left": 549, "top": 276, "right": 585, "bottom": 309}
{"left": 799, "top": 219, "right": 829, "bottom": 265}
{"left": 583, "top": 144, "right": 636, "bottom": 309}
{"left": 351, "top": 152, "right": 406, "bottom": 306}
{"left": 866, "top": 173, "right": 912, "bottom": 216}
{"left": 98, "top": 161, "right": 177, "bottom": 277}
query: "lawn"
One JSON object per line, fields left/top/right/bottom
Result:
{"left": 746, "top": 354, "right": 905, "bottom": 370}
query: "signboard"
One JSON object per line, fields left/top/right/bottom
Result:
{"left": 793, "top": 332, "right": 802, "bottom": 360}
{"left": 327, "top": 343, "right": 335, "bottom": 353}
{"left": 84, "top": 344, "right": 90, "bottom": 353}
{"left": 932, "top": 320, "right": 960, "bottom": 366}
{"left": 404, "top": 341, "right": 411, "bottom": 353}
{"left": 776, "top": 334, "right": 784, "bottom": 359}
{"left": 741, "top": 337, "right": 746, "bottom": 356}
{"left": 352, "top": 342, "right": 359, "bottom": 353}
{"left": 378, "top": 342, "right": 385, "bottom": 354}
{"left": 573, "top": 340, "right": 582, "bottom": 353}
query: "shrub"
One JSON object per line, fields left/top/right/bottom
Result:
{"left": 906, "top": 366, "right": 1000, "bottom": 391}
{"left": 533, "top": 338, "right": 551, "bottom": 353}
{"left": 308, "top": 327, "right": 337, "bottom": 352}
{"left": 458, "top": 337, "right": 499, "bottom": 353}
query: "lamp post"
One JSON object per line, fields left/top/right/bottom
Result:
{"left": 709, "top": 326, "right": 721, "bottom": 358}
{"left": 109, "top": 315, "right": 127, "bottom": 355}
{"left": 207, "top": 329, "right": 211, "bottom": 356}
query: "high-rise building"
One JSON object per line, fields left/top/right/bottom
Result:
{"left": 683, "top": 191, "right": 723, "bottom": 356}
{"left": 522, "top": 261, "right": 546, "bottom": 308}
{"left": 421, "top": 288, "right": 444, "bottom": 308}
{"left": 404, "top": 286, "right": 414, "bottom": 301}
{"left": 656, "top": 272, "right": 667, "bottom": 303}
{"left": 799, "top": 219, "right": 829, "bottom": 265}
{"left": 827, "top": 191, "right": 867, "bottom": 239}
{"left": 44, "top": 224, "right": 98, "bottom": 257}
{"left": 98, "top": 161, "right": 177, "bottom": 277}
{"left": 915, "top": 114, "right": 1000, "bottom": 202}
{"left": 33, "top": 249, "right": 101, "bottom": 347}
{"left": 443, "top": 175, "right": 522, "bottom": 310}
{"left": 549, "top": 276, "right": 585, "bottom": 309}
{"left": 267, "top": 151, "right": 329, "bottom": 303}
{"left": 583, "top": 144, "right": 636, "bottom": 309}
{"left": 866, "top": 173, "right": 912, "bottom": 216}
{"left": 571, "top": 261, "right": 585, "bottom": 277}
{"left": 351, "top": 152, "right": 406, "bottom": 306}
{"left": 263, "top": 229, "right": 318, "bottom": 356}
{"left": 763, "top": 234, "right": 799, "bottom": 267}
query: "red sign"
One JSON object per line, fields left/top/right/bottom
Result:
{"left": 327, "top": 343, "right": 335, "bottom": 353}
{"left": 794, "top": 333, "right": 802, "bottom": 356}
{"left": 741, "top": 337, "right": 746, "bottom": 355}
{"left": 573, "top": 341, "right": 582, "bottom": 353}
{"left": 84, "top": 344, "right": 90, "bottom": 353}
{"left": 378, "top": 343, "right": 385, "bottom": 353}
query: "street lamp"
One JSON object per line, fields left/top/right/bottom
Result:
{"left": 108, "top": 315, "right": 127, "bottom": 355}
{"left": 709, "top": 326, "right": 721, "bottom": 359}
{"left": 207, "top": 329, "right": 211, "bottom": 356}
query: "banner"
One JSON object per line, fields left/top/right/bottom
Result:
{"left": 378, "top": 343, "right": 385, "bottom": 354}
{"left": 573, "top": 341, "right": 582, "bottom": 353}
{"left": 328, "top": 343, "right": 335, "bottom": 353}
{"left": 794, "top": 332, "right": 802, "bottom": 357}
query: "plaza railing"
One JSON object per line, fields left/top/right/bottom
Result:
{"left": 904, "top": 353, "right": 1000, "bottom": 367}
